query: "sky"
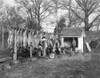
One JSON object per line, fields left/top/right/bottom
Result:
{"left": 3, "top": 0, "right": 16, "bottom": 6}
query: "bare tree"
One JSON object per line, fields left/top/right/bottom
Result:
{"left": 51, "top": 0, "right": 61, "bottom": 22}
{"left": 54, "top": 16, "right": 66, "bottom": 35}
{"left": 76, "top": 0, "right": 100, "bottom": 31}
{"left": 15, "top": 0, "right": 52, "bottom": 31}
{"left": 0, "top": 0, "right": 7, "bottom": 49}
{"left": 51, "top": 0, "right": 81, "bottom": 28}
{"left": 61, "top": 0, "right": 100, "bottom": 31}
{"left": 0, "top": 5, "right": 25, "bottom": 49}
{"left": 5, "top": 6, "right": 25, "bottom": 28}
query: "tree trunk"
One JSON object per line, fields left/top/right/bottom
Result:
{"left": 68, "top": 0, "right": 72, "bottom": 27}
{"left": 85, "top": 26, "right": 90, "bottom": 31}
{"left": 2, "top": 26, "right": 4, "bottom": 50}
{"left": 84, "top": 14, "right": 90, "bottom": 31}
{"left": 30, "top": 45, "right": 33, "bottom": 58}
{"left": 97, "top": 25, "right": 99, "bottom": 31}
{"left": 13, "top": 30, "right": 18, "bottom": 64}
{"left": 37, "top": 13, "right": 41, "bottom": 31}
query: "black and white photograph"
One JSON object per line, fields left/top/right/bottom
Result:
{"left": 0, "top": 0, "right": 100, "bottom": 78}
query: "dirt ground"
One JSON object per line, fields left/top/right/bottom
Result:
{"left": 0, "top": 53, "right": 100, "bottom": 78}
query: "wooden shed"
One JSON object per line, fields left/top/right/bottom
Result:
{"left": 60, "top": 27, "right": 86, "bottom": 52}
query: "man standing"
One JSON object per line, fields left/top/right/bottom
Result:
{"left": 72, "top": 38, "right": 76, "bottom": 51}
{"left": 42, "top": 37, "right": 47, "bottom": 57}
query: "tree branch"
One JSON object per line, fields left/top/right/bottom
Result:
{"left": 70, "top": 7, "right": 84, "bottom": 21}
{"left": 88, "top": 0, "right": 100, "bottom": 15}
{"left": 75, "top": 0, "right": 85, "bottom": 11}
{"left": 90, "top": 14, "right": 100, "bottom": 27}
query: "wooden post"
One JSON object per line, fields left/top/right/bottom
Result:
{"left": 2, "top": 26, "right": 4, "bottom": 50}
{"left": 43, "top": 40, "right": 47, "bottom": 57}
{"left": 13, "top": 30, "right": 18, "bottom": 64}
{"left": 85, "top": 42, "right": 92, "bottom": 52}
{"left": 61, "top": 37, "right": 64, "bottom": 47}
{"left": 30, "top": 45, "right": 33, "bottom": 58}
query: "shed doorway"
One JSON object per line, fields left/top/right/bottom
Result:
{"left": 63, "top": 37, "right": 78, "bottom": 47}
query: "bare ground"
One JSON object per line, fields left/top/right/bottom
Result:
{"left": 0, "top": 53, "right": 100, "bottom": 78}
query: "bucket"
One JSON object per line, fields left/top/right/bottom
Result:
{"left": 49, "top": 53, "right": 55, "bottom": 59}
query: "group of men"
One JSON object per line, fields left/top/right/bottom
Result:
{"left": 7, "top": 28, "right": 78, "bottom": 60}
{"left": 7, "top": 28, "right": 62, "bottom": 58}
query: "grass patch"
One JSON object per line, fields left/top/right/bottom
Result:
{"left": 0, "top": 53, "right": 99, "bottom": 78}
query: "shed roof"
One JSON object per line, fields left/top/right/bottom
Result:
{"left": 61, "top": 27, "right": 83, "bottom": 37}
